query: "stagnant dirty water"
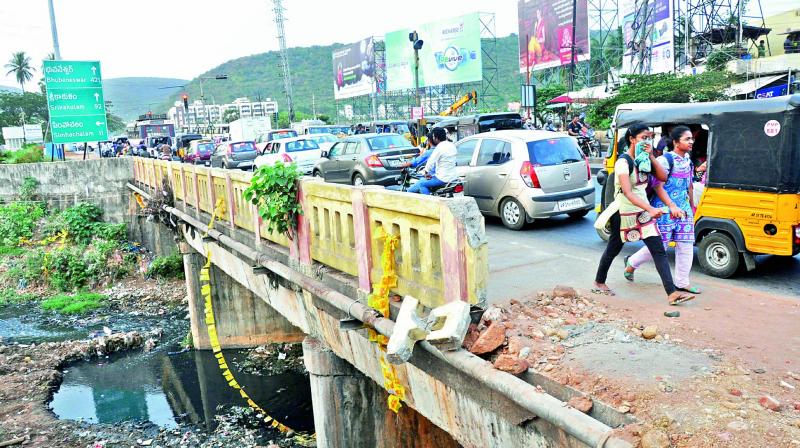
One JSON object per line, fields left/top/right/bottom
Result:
{"left": 1, "top": 305, "right": 314, "bottom": 434}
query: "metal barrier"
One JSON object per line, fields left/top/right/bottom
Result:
{"left": 132, "top": 158, "right": 488, "bottom": 308}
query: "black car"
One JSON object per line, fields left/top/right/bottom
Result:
{"left": 312, "top": 133, "right": 419, "bottom": 186}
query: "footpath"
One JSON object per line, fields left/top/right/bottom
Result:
{"left": 466, "top": 274, "right": 800, "bottom": 447}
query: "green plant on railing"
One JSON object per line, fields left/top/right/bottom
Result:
{"left": 243, "top": 162, "right": 303, "bottom": 239}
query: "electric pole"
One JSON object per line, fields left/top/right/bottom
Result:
{"left": 568, "top": 0, "right": 577, "bottom": 91}
{"left": 272, "top": 0, "right": 295, "bottom": 123}
{"left": 48, "top": 0, "right": 61, "bottom": 60}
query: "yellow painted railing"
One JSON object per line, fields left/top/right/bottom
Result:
{"left": 132, "top": 158, "right": 488, "bottom": 308}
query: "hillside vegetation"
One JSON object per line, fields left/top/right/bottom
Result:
{"left": 158, "top": 35, "right": 528, "bottom": 117}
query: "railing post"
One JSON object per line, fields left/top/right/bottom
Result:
{"left": 252, "top": 203, "right": 262, "bottom": 247}
{"left": 192, "top": 166, "right": 201, "bottom": 218}
{"left": 224, "top": 173, "right": 236, "bottom": 228}
{"left": 207, "top": 170, "right": 216, "bottom": 215}
{"left": 351, "top": 186, "right": 373, "bottom": 297}
{"left": 179, "top": 164, "right": 188, "bottom": 212}
{"left": 290, "top": 180, "right": 312, "bottom": 266}
{"left": 439, "top": 203, "right": 469, "bottom": 303}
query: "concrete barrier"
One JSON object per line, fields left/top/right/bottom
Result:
{"left": 132, "top": 158, "right": 488, "bottom": 309}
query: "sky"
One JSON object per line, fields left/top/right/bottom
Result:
{"left": 1, "top": 0, "right": 797, "bottom": 89}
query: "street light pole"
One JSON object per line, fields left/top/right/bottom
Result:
{"left": 568, "top": 0, "right": 578, "bottom": 92}
{"left": 47, "top": 0, "right": 61, "bottom": 60}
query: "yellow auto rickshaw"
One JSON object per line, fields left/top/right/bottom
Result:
{"left": 596, "top": 95, "right": 800, "bottom": 278}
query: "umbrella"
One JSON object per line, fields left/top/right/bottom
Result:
{"left": 547, "top": 95, "right": 573, "bottom": 104}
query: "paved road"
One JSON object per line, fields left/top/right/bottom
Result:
{"left": 486, "top": 180, "right": 800, "bottom": 303}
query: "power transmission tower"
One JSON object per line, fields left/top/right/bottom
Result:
{"left": 272, "top": 0, "right": 295, "bottom": 122}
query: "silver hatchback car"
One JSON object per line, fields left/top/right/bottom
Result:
{"left": 454, "top": 130, "right": 595, "bottom": 230}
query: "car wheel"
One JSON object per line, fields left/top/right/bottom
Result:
{"left": 223, "top": 161, "right": 229, "bottom": 170}
{"left": 352, "top": 173, "right": 365, "bottom": 186}
{"left": 313, "top": 170, "right": 323, "bottom": 180}
{"left": 697, "top": 232, "right": 740, "bottom": 278}
{"left": 500, "top": 198, "right": 526, "bottom": 231}
{"left": 568, "top": 209, "right": 589, "bottom": 219}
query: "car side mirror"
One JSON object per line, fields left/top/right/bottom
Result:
{"left": 320, "top": 150, "right": 329, "bottom": 158}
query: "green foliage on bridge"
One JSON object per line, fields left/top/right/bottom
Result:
{"left": 244, "top": 162, "right": 303, "bottom": 238}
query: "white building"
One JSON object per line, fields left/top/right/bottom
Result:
{"left": 168, "top": 97, "right": 279, "bottom": 132}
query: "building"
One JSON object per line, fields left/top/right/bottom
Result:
{"left": 168, "top": 97, "right": 279, "bottom": 133}
{"left": 763, "top": 7, "right": 800, "bottom": 57}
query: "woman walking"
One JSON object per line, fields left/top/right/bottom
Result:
{"left": 625, "top": 126, "right": 700, "bottom": 294}
{"left": 593, "top": 124, "right": 695, "bottom": 305}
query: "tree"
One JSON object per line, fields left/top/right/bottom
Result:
{"left": 586, "top": 72, "right": 734, "bottom": 128}
{"left": 222, "top": 108, "right": 239, "bottom": 123}
{"left": 106, "top": 112, "right": 126, "bottom": 132}
{"left": 5, "top": 52, "right": 35, "bottom": 92}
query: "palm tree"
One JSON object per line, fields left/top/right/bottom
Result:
{"left": 5, "top": 51, "right": 36, "bottom": 92}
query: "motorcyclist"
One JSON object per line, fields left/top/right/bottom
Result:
{"left": 567, "top": 114, "right": 583, "bottom": 136}
{"left": 408, "top": 127, "right": 457, "bottom": 195}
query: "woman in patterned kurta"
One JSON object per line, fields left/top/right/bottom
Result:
{"left": 593, "top": 125, "right": 695, "bottom": 305}
{"left": 626, "top": 126, "right": 700, "bottom": 294}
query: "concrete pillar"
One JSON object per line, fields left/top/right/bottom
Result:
{"left": 302, "top": 337, "right": 459, "bottom": 448}
{"left": 182, "top": 243, "right": 304, "bottom": 350}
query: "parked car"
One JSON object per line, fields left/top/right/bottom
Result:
{"left": 312, "top": 133, "right": 419, "bottom": 186}
{"left": 210, "top": 141, "right": 258, "bottom": 170}
{"left": 305, "top": 133, "right": 339, "bottom": 152}
{"left": 254, "top": 136, "right": 322, "bottom": 174}
{"left": 454, "top": 130, "right": 594, "bottom": 230}
{"left": 184, "top": 140, "right": 216, "bottom": 165}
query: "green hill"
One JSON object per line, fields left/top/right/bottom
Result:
{"left": 103, "top": 77, "right": 188, "bottom": 121}
{"left": 158, "top": 35, "right": 528, "bottom": 118}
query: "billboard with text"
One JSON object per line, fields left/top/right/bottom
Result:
{"left": 621, "top": 0, "right": 674, "bottom": 74}
{"left": 385, "top": 13, "right": 483, "bottom": 91}
{"left": 332, "top": 37, "right": 377, "bottom": 100}
{"left": 518, "top": 0, "right": 590, "bottom": 73}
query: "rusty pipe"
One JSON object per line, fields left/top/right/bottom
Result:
{"left": 161, "top": 202, "right": 631, "bottom": 448}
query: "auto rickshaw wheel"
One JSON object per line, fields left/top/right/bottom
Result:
{"left": 697, "top": 232, "right": 740, "bottom": 278}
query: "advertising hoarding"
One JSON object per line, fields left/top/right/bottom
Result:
{"left": 518, "top": 0, "right": 590, "bottom": 73}
{"left": 332, "top": 37, "right": 377, "bottom": 100}
{"left": 621, "top": 0, "right": 675, "bottom": 74}
{"left": 385, "top": 13, "right": 483, "bottom": 92}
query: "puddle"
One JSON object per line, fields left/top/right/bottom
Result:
{"left": 49, "top": 323, "right": 314, "bottom": 433}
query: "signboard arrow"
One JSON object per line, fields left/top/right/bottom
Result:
{"left": 94, "top": 92, "right": 100, "bottom": 102}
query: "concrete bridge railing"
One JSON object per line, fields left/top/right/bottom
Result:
{"left": 132, "top": 158, "right": 488, "bottom": 309}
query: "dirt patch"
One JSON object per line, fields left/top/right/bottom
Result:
{"left": 470, "top": 288, "right": 800, "bottom": 448}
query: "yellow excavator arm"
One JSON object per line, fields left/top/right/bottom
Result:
{"left": 440, "top": 90, "right": 478, "bottom": 117}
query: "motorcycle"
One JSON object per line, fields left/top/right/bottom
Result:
{"left": 390, "top": 166, "right": 465, "bottom": 198}
{"left": 576, "top": 127, "right": 602, "bottom": 158}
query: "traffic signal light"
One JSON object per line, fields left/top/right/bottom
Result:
{"left": 182, "top": 94, "right": 189, "bottom": 111}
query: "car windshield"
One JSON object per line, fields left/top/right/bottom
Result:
{"left": 231, "top": 142, "right": 257, "bottom": 153}
{"left": 196, "top": 142, "right": 214, "bottom": 153}
{"left": 526, "top": 138, "right": 584, "bottom": 166}
{"left": 285, "top": 139, "right": 320, "bottom": 152}
{"left": 270, "top": 130, "right": 298, "bottom": 140}
{"left": 309, "top": 134, "right": 337, "bottom": 143}
{"left": 366, "top": 134, "right": 410, "bottom": 151}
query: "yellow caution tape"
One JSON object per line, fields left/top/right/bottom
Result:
{"left": 199, "top": 197, "right": 315, "bottom": 445}
{"left": 366, "top": 227, "right": 406, "bottom": 413}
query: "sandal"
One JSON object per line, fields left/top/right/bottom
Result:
{"left": 623, "top": 256, "right": 635, "bottom": 282}
{"left": 668, "top": 291, "right": 695, "bottom": 306}
{"left": 591, "top": 287, "right": 616, "bottom": 296}
{"left": 677, "top": 286, "right": 702, "bottom": 294}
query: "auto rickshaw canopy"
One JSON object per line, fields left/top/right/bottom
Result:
{"left": 616, "top": 95, "right": 800, "bottom": 194}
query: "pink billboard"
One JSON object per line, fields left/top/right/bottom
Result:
{"left": 518, "top": 0, "right": 590, "bottom": 72}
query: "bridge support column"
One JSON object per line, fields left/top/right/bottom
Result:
{"left": 302, "top": 337, "right": 459, "bottom": 448}
{"left": 182, "top": 243, "right": 304, "bottom": 350}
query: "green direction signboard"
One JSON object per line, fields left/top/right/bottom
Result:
{"left": 43, "top": 60, "right": 108, "bottom": 143}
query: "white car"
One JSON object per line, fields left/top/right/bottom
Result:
{"left": 305, "top": 133, "right": 339, "bottom": 152}
{"left": 254, "top": 136, "right": 322, "bottom": 174}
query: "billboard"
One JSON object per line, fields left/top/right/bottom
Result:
{"left": 385, "top": 13, "right": 483, "bottom": 91}
{"left": 518, "top": 0, "right": 590, "bottom": 73}
{"left": 621, "top": 0, "right": 674, "bottom": 74}
{"left": 332, "top": 37, "right": 377, "bottom": 100}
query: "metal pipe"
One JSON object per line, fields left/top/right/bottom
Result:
{"left": 157, "top": 199, "right": 632, "bottom": 448}
{"left": 47, "top": 0, "right": 61, "bottom": 60}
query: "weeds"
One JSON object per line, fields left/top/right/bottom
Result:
{"left": 0, "top": 288, "right": 37, "bottom": 306}
{"left": 147, "top": 252, "right": 184, "bottom": 279}
{"left": 40, "top": 292, "right": 106, "bottom": 314}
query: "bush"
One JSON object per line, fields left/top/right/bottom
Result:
{"left": 44, "top": 246, "right": 90, "bottom": 291}
{"left": 19, "top": 177, "right": 39, "bottom": 202}
{"left": 0, "top": 246, "right": 24, "bottom": 257}
{"left": 147, "top": 252, "right": 184, "bottom": 279}
{"left": 40, "top": 292, "right": 106, "bottom": 314}
{"left": 60, "top": 203, "right": 103, "bottom": 244}
{"left": 1, "top": 144, "right": 44, "bottom": 164}
{"left": 0, "top": 201, "right": 45, "bottom": 246}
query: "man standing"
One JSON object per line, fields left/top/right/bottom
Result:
{"left": 408, "top": 128, "right": 457, "bottom": 195}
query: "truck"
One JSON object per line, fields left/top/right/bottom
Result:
{"left": 229, "top": 117, "right": 272, "bottom": 142}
